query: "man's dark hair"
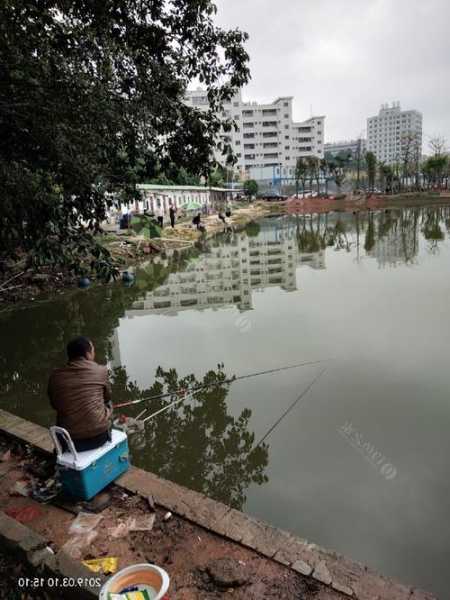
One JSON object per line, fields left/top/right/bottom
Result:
{"left": 67, "top": 336, "right": 93, "bottom": 361}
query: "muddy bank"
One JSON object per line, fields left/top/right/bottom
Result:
{"left": 268, "top": 191, "right": 450, "bottom": 215}
{"left": 0, "top": 203, "right": 269, "bottom": 307}
{"left": 0, "top": 436, "right": 337, "bottom": 600}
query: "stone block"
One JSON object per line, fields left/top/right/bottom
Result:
{"left": 313, "top": 560, "right": 332, "bottom": 585}
{"left": 292, "top": 559, "right": 313, "bottom": 576}
{"left": 28, "top": 546, "right": 55, "bottom": 567}
{"left": 239, "top": 516, "right": 292, "bottom": 558}
{"left": 332, "top": 580, "right": 354, "bottom": 596}
{"left": 0, "top": 511, "right": 46, "bottom": 554}
{"left": 352, "top": 571, "right": 413, "bottom": 600}
{"left": 325, "top": 555, "right": 366, "bottom": 591}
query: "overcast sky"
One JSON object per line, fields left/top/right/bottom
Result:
{"left": 214, "top": 0, "right": 450, "bottom": 149}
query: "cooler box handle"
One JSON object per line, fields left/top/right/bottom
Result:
{"left": 49, "top": 426, "right": 78, "bottom": 460}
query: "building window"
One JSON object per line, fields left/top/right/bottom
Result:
{"left": 284, "top": 114, "right": 289, "bottom": 118}
{"left": 283, "top": 102, "right": 289, "bottom": 107}
{"left": 242, "top": 110, "right": 254, "bottom": 117}
{"left": 284, "top": 125, "right": 289, "bottom": 129}
{"left": 285, "top": 146, "right": 290, "bottom": 150}
{"left": 243, "top": 133, "right": 255, "bottom": 139}
{"left": 192, "top": 96, "right": 208, "bottom": 105}
{"left": 262, "top": 121, "right": 277, "bottom": 127}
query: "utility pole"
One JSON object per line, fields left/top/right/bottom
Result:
{"left": 356, "top": 137, "right": 361, "bottom": 190}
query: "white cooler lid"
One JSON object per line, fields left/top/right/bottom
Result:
{"left": 57, "top": 428, "right": 127, "bottom": 470}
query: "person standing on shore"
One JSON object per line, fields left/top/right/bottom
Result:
{"left": 155, "top": 205, "right": 164, "bottom": 228}
{"left": 169, "top": 204, "right": 176, "bottom": 228}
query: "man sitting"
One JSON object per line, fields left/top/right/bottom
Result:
{"left": 48, "top": 336, "right": 113, "bottom": 452}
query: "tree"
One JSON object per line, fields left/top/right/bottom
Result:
{"left": 399, "top": 132, "right": 421, "bottom": 191}
{"left": 429, "top": 136, "right": 447, "bottom": 158}
{"left": 306, "top": 156, "right": 321, "bottom": 195}
{"left": 243, "top": 179, "right": 258, "bottom": 198}
{"left": 422, "top": 155, "right": 448, "bottom": 190}
{"left": 320, "top": 158, "right": 329, "bottom": 196}
{"left": 328, "top": 154, "right": 348, "bottom": 194}
{"left": 0, "top": 2, "right": 250, "bottom": 276}
{"left": 365, "top": 152, "right": 377, "bottom": 193}
{"left": 295, "top": 157, "right": 308, "bottom": 198}
{"left": 378, "top": 162, "right": 394, "bottom": 194}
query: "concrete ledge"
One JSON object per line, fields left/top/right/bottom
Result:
{"left": 0, "top": 409, "right": 437, "bottom": 600}
{"left": 0, "top": 511, "right": 103, "bottom": 599}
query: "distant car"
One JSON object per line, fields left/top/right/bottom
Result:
{"left": 258, "top": 191, "right": 288, "bottom": 201}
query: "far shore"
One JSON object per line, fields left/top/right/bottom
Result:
{"left": 1, "top": 191, "right": 449, "bottom": 307}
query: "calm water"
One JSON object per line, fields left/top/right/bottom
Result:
{"left": 1, "top": 205, "right": 450, "bottom": 597}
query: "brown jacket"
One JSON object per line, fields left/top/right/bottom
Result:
{"left": 48, "top": 358, "right": 112, "bottom": 440}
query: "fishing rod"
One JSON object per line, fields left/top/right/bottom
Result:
{"left": 253, "top": 367, "right": 327, "bottom": 449}
{"left": 113, "top": 359, "right": 329, "bottom": 410}
{"left": 118, "top": 364, "right": 330, "bottom": 435}
{"left": 114, "top": 388, "right": 199, "bottom": 433}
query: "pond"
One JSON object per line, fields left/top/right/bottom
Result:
{"left": 1, "top": 204, "right": 450, "bottom": 597}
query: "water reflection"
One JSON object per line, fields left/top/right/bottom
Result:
{"left": 111, "top": 365, "right": 269, "bottom": 510}
{"left": 2, "top": 205, "right": 448, "bottom": 412}
{"left": 127, "top": 221, "right": 326, "bottom": 318}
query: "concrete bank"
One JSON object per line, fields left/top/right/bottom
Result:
{"left": 0, "top": 409, "right": 436, "bottom": 600}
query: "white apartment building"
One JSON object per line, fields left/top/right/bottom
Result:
{"left": 185, "top": 89, "right": 325, "bottom": 181}
{"left": 367, "top": 102, "right": 422, "bottom": 165}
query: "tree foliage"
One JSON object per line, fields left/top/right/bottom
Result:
{"left": 243, "top": 179, "right": 258, "bottom": 197}
{"left": 365, "top": 151, "right": 377, "bottom": 192}
{"left": 0, "top": 1, "right": 250, "bottom": 274}
{"left": 295, "top": 157, "right": 308, "bottom": 197}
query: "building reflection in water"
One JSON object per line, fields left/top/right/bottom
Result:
{"left": 126, "top": 220, "right": 326, "bottom": 318}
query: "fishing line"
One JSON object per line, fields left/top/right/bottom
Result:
{"left": 113, "top": 359, "right": 330, "bottom": 409}
{"left": 253, "top": 367, "right": 327, "bottom": 448}
{"left": 140, "top": 389, "right": 198, "bottom": 424}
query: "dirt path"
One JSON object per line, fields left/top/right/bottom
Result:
{"left": 0, "top": 438, "right": 344, "bottom": 600}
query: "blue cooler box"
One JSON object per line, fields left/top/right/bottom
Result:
{"left": 52, "top": 427, "right": 130, "bottom": 500}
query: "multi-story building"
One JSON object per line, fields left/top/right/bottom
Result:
{"left": 324, "top": 139, "right": 366, "bottom": 160}
{"left": 367, "top": 102, "right": 422, "bottom": 165}
{"left": 185, "top": 89, "right": 325, "bottom": 182}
